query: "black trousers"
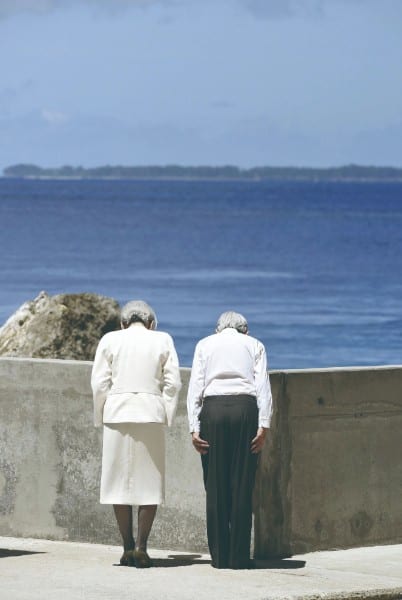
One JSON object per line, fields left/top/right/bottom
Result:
{"left": 200, "top": 395, "right": 258, "bottom": 569}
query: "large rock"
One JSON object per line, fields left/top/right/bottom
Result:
{"left": 0, "top": 291, "right": 120, "bottom": 361}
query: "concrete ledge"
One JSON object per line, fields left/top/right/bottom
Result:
{"left": 298, "top": 593, "right": 402, "bottom": 600}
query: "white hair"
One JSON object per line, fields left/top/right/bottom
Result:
{"left": 216, "top": 311, "right": 248, "bottom": 334}
{"left": 120, "top": 300, "right": 157, "bottom": 329}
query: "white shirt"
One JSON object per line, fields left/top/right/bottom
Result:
{"left": 187, "top": 328, "right": 273, "bottom": 433}
{"left": 91, "top": 324, "right": 181, "bottom": 428}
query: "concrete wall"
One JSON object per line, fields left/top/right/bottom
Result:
{"left": 253, "top": 366, "right": 402, "bottom": 557}
{"left": 0, "top": 358, "right": 401, "bottom": 557}
{"left": 0, "top": 358, "right": 206, "bottom": 553}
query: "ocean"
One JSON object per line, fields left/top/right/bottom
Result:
{"left": 0, "top": 177, "right": 401, "bottom": 369}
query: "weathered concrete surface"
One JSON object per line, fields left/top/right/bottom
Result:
{"left": 254, "top": 366, "right": 402, "bottom": 558}
{"left": 0, "top": 358, "right": 402, "bottom": 557}
{"left": 1, "top": 537, "right": 402, "bottom": 600}
{"left": 0, "top": 291, "right": 120, "bottom": 360}
{"left": 0, "top": 358, "right": 207, "bottom": 552}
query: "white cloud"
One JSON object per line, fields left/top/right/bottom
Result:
{"left": 233, "top": 0, "right": 402, "bottom": 21}
{"left": 0, "top": 0, "right": 176, "bottom": 19}
{"left": 0, "top": 0, "right": 53, "bottom": 19}
{"left": 240, "top": 0, "right": 323, "bottom": 19}
{"left": 1, "top": 0, "right": 399, "bottom": 21}
{"left": 41, "top": 109, "right": 69, "bottom": 125}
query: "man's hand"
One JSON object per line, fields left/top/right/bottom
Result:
{"left": 251, "top": 427, "right": 268, "bottom": 454}
{"left": 192, "top": 432, "right": 210, "bottom": 455}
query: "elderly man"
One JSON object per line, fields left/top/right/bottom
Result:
{"left": 91, "top": 300, "right": 181, "bottom": 568}
{"left": 187, "top": 311, "right": 273, "bottom": 569}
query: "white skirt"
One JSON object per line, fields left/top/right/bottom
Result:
{"left": 100, "top": 423, "right": 165, "bottom": 505}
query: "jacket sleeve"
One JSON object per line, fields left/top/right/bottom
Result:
{"left": 161, "top": 334, "right": 182, "bottom": 427}
{"left": 186, "top": 342, "right": 205, "bottom": 433}
{"left": 91, "top": 335, "right": 112, "bottom": 428}
{"left": 254, "top": 341, "right": 273, "bottom": 429}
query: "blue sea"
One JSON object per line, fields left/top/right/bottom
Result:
{"left": 0, "top": 177, "right": 401, "bottom": 369}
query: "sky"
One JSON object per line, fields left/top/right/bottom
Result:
{"left": 1, "top": 0, "right": 402, "bottom": 170}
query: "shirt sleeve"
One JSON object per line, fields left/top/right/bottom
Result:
{"left": 254, "top": 341, "right": 273, "bottom": 428}
{"left": 161, "top": 334, "right": 182, "bottom": 427}
{"left": 186, "top": 342, "right": 205, "bottom": 433}
{"left": 91, "top": 335, "right": 112, "bottom": 428}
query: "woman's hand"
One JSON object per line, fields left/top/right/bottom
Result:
{"left": 251, "top": 427, "right": 268, "bottom": 454}
{"left": 192, "top": 432, "right": 209, "bottom": 455}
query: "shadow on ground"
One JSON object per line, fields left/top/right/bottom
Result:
{"left": 113, "top": 554, "right": 210, "bottom": 568}
{"left": 253, "top": 559, "right": 306, "bottom": 570}
{"left": 113, "top": 554, "right": 307, "bottom": 569}
{"left": 153, "top": 556, "right": 306, "bottom": 569}
{"left": 153, "top": 554, "right": 212, "bottom": 567}
{"left": 0, "top": 549, "right": 47, "bottom": 558}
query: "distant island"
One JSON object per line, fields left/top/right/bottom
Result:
{"left": 3, "top": 163, "right": 402, "bottom": 181}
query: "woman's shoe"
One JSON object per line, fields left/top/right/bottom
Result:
{"left": 133, "top": 548, "right": 153, "bottom": 568}
{"left": 120, "top": 550, "right": 135, "bottom": 567}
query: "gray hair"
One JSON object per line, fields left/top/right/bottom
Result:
{"left": 120, "top": 300, "right": 157, "bottom": 329}
{"left": 216, "top": 311, "right": 248, "bottom": 334}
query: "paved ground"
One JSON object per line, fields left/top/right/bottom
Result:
{"left": 0, "top": 537, "right": 401, "bottom": 600}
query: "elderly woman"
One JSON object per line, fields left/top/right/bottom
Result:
{"left": 91, "top": 300, "right": 181, "bottom": 568}
{"left": 187, "top": 311, "right": 273, "bottom": 569}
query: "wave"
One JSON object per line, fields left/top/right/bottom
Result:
{"left": 131, "top": 269, "right": 302, "bottom": 282}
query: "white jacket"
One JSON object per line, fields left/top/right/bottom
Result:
{"left": 187, "top": 328, "right": 273, "bottom": 433}
{"left": 91, "top": 324, "right": 182, "bottom": 428}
